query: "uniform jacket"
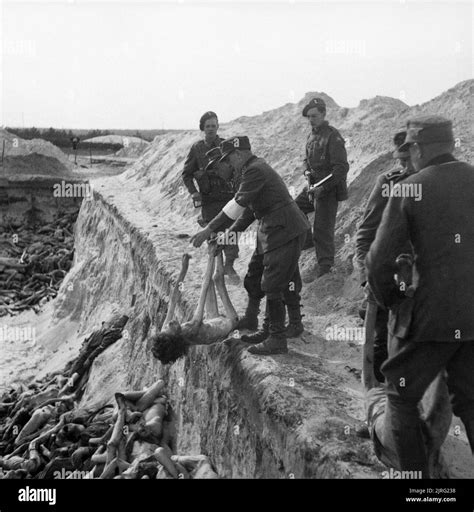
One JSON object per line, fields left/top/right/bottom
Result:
{"left": 181, "top": 137, "right": 225, "bottom": 198}
{"left": 355, "top": 167, "right": 415, "bottom": 285}
{"left": 366, "top": 154, "right": 474, "bottom": 342}
{"left": 213, "top": 155, "right": 310, "bottom": 254}
{"left": 305, "top": 121, "right": 349, "bottom": 201}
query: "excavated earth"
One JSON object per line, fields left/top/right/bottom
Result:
{"left": 1, "top": 79, "right": 473, "bottom": 478}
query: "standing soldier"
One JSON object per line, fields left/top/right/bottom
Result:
{"left": 182, "top": 111, "right": 240, "bottom": 284}
{"left": 367, "top": 116, "right": 474, "bottom": 477}
{"left": 355, "top": 130, "right": 415, "bottom": 383}
{"left": 191, "top": 136, "right": 310, "bottom": 355}
{"left": 295, "top": 98, "right": 349, "bottom": 283}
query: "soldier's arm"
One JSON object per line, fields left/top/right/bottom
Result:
{"left": 355, "top": 175, "right": 387, "bottom": 285}
{"left": 181, "top": 145, "right": 199, "bottom": 195}
{"left": 321, "top": 132, "right": 349, "bottom": 190}
{"left": 228, "top": 208, "right": 256, "bottom": 233}
{"left": 206, "top": 165, "right": 263, "bottom": 233}
{"left": 366, "top": 195, "right": 411, "bottom": 308}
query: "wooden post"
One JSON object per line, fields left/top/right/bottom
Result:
{"left": 89, "top": 143, "right": 92, "bottom": 165}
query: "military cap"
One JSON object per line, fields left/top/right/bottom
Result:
{"left": 204, "top": 147, "right": 222, "bottom": 170}
{"left": 199, "top": 111, "right": 218, "bottom": 131}
{"left": 392, "top": 130, "right": 409, "bottom": 159}
{"left": 302, "top": 97, "right": 326, "bottom": 117}
{"left": 219, "top": 136, "right": 251, "bottom": 161}
{"left": 398, "top": 115, "right": 454, "bottom": 152}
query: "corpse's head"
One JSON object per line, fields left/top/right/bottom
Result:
{"left": 151, "top": 320, "right": 190, "bottom": 364}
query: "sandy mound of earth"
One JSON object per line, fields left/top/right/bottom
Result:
{"left": 0, "top": 129, "right": 71, "bottom": 167}
{"left": 84, "top": 134, "right": 150, "bottom": 158}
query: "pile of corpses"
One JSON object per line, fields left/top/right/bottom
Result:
{"left": 0, "top": 210, "right": 77, "bottom": 316}
{"left": 0, "top": 314, "right": 218, "bottom": 479}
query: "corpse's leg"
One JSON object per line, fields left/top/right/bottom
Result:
{"left": 213, "top": 251, "right": 238, "bottom": 326}
{"left": 162, "top": 253, "right": 191, "bottom": 330}
{"left": 205, "top": 279, "right": 219, "bottom": 318}
{"left": 190, "top": 243, "right": 217, "bottom": 325}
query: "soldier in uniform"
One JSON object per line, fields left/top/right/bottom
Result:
{"left": 182, "top": 111, "right": 240, "bottom": 284}
{"left": 355, "top": 130, "right": 415, "bottom": 382}
{"left": 295, "top": 98, "right": 349, "bottom": 283}
{"left": 191, "top": 136, "right": 310, "bottom": 355}
{"left": 367, "top": 116, "right": 474, "bottom": 477}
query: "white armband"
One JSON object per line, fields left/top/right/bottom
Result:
{"left": 222, "top": 198, "right": 245, "bottom": 220}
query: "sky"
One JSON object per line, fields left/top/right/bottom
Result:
{"left": 1, "top": 0, "right": 472, "bottom": 130}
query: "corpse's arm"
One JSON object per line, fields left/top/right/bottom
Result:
{"left": 366, "top": 195, "right": 411, "bottom": 309}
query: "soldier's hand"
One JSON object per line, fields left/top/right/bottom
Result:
{"left": 191, "top": 192, "right": 202, "bottom": 202}
{"left": 312, "top": 187, "right": 325, "bottom": 200}
{"left": 190, "top": 226, "right": 212, "bottom": 248}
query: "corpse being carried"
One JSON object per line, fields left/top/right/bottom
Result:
{"left": 151, "top": 244, "right": 238, "bottom": 364}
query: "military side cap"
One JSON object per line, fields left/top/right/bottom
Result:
{"left": 199, "top": 111, "right": 218, "bottom": 131}
{"left": 302, "top": 97, "right": 326, "bottom": 117}
{"left": 219, "top": 136, "right": 251, "bottom": 161}
{"left": 399, "top": 115, "right": 454, "bottom": 151}
{"left": 392, "top": 130, "right": 409, "bottom": 159}
{"left": 205, "top": 147, "right": 222, "bottom": 170}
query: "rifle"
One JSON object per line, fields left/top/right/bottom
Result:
{"left": 308, "top": 173, "right": 334, "bottom": 193}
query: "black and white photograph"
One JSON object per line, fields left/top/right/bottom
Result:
{"left": 0, "top": 0, "right": 473, "bottom": 506}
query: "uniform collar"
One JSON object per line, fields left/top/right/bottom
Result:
{"left": 242, "top": 154, "right": 258, "bottom": 170}
{"left": 312, "top": 120, "right": 329, "bottom": 134}
{"left": 425, "top": 153, "right": 456, "bottom": 168}
{"left": 204, "top": 135, "right": 221, "bottom": 148}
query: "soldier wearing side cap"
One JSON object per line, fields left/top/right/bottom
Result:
{"left": 355, "top": 130, "right": 416, "bottom": 383}
{"left": 294, "top": 98, "right": 350, "bottom": 282}
{"left": 366, "top": 115, "right": 474, "bottom": 477}
{"left": 191, "top": 136, "right": 310, "bottom": 356}
{"left": 181, "top": 111, "right": 240, "bottom": 283}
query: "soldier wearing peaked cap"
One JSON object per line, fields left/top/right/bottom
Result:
{"left": 191, "top": 136, "right": 310, "bottom": 356}
{"left": 295, "top": 97, "right": 350, "bottom": 282}
{"left": 181, "top": 111, "right": 240, "bottom": 283}
{"left": 366, "top": 115, "right": 474, "bottom": 477}
{"left": 355, "top": 130, "right": 416, "bottom": 383}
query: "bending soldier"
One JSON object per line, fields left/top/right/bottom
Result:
{"left": 191, "top": 136, "right": 310, "bottom": 356}
{"left": 181, "top": 111, "right": 240, "bottom": 284}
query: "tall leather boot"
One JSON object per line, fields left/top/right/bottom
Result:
{"left": 248, "top": 298, "right": 288, "bottom": 355}
{"left": 241, "top": 302, "right": 269, "bottom": 344}
{"left": 285, "top": 301, "right": 304, "bottom": 338}
{"left": 385, "top": 398, "right": 430, "bottom": 478}
{"left": 237, "top": 296, "right": 261, "bottom": 331}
